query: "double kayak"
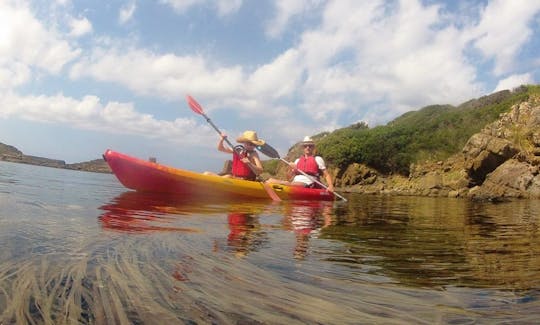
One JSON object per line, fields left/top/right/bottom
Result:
{"left": 103, "top": 149, "right": 335, "bottom": 201}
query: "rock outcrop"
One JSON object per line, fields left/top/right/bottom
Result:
{"left": 65, "top": 159, "right": 112, "bottom": 173}
{"left": 341, "top": 95, "right": 540, "bottom": 200}
{"left": 0, "top": 143, "right": 23, "bottom": 160}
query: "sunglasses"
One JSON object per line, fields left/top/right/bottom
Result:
{"left": 303, "top": 144, "right": 314, "bottom": 148}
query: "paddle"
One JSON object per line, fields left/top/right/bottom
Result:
{"left": 257, "top": 143, "right": 348, "bottom": 201}
{"left": 186, "top": 95, "right": 282, "bottom": 202}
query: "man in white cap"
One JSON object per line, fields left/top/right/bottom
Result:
{"left": 268, "top": 136, "right": 334, "bottom": 192}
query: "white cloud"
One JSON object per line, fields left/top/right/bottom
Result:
{"left": 286, "top": 0, "right": 483, "bottom": 125}
{"left": 493, "top": 73, "right": 535, "bottom": 92}
{"left": 247, "top": 49, "right": 302, "bottom": 98}
{"left": 0, "top": 63, "right": 31, "bottom": 89}
{"left": 0, "top": 1, "right": 80, "bottom": 79}
{"left": 160, "top": 0, "right": 203, "bottom": 13}
{"left": 471, "top": 0, "right": 540, "bottom": 76}
{"left": 216, "top": 0, "right": 243, "bottom": 17}
{"left": 0, "top": 92, "right": 215, "bottom": 145}
{"left": 69, "top": 48, "right": 245, "bottom": 100}
{"left": 161, "top": 0, "right": 242, "bottom": 16}
{"left": 54, "top": 0, "right": 70, "bottom": 6}
{"left": 119, "top": 2, "right": 137, "bottom": 25}
{"left": 269, "top": 0, "right": 540, "bottom": 126}
{"left": 69, "top": 45, "right": 307, "bottom": 122}
{"left": 68, "top": 16, "right": 92, "bottom": 37}
{"left": 265, "top": 0, "right": 322, "bottom": 38}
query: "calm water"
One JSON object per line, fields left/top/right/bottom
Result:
{"left": 1, "top": 160, "right": 540, "bottom": 324}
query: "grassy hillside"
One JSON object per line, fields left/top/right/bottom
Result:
{"left": 315, "top": 84, "right": 540, "bottom": 175}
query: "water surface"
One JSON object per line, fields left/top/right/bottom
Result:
{"left": 1, "top": 161, "right": 539, "bottom": 324}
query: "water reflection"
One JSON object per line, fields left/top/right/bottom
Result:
{"left": 98, "top": 192, "right": 540, "bottom": 291}
{"left": 98, "top": 191, "right": 202, "bottom": 233}
{"left": 98, "top": 192, "right": 336, "bottom": 260}
{"left": 321, "top": 195, "right": 540, "bottom": 290}
{"left": 226, "top": 211, "right": 265, "bottom": 257}
{"left": 281, "top": 201, "right": 334, "bottom": 259}
{"left": 91, "top": 191, "right": 540, "bottom": 322}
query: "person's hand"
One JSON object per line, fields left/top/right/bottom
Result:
{"left": 220, "top": 133, "right": 228, "bottom": 140}
{"left": 241, "top": 157, "right": 250, "bottom": 164}
{"left": 327, "top": 185, "right": 334, "bottom": 192}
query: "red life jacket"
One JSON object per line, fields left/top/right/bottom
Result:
{"left": 232, "top": 152, "right": 257, "bottom": 180}
{"left": 296, "top": 156, "right": 321, "bottom": 177}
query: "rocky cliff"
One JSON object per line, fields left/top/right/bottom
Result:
{"left": 0, "top": 143, "right": 111, "bottom": 173}
{"left": 340, "top": 95, "right": 540, "bottom": 200}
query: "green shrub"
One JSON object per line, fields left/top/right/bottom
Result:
{"left": 316, "top": 84, "right": 540, "bottom": 176}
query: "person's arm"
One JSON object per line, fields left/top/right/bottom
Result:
{"left": 241, "top": 151, "right": 263, "bottom": 175}
{"left": 288, "top": 158, "right": 299, "bottom": 171}
{"left": 217, "top": 134, "right": 233, "bottom": 154}
{"left": 322, "top": 169, "right": 334, "bottom": 192}
{"left": 316, "top": 156, "right": 334, "bottom": 192}
{"left": 286, "top": 158, "right": 299, "bottom": 180}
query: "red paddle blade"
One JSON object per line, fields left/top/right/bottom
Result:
{"left": 186, "top": 95, "right": 204, "bottom": 115}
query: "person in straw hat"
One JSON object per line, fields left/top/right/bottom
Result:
{"left": 204, "top": 130, "right": 264, "bottom": 181}
{"left": 267, "top": 136, "right": 334, "bottom": 192}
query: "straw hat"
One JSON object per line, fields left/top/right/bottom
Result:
{"left": 301, "top": 136, "right": 315, "bottom": 145}
{"left": 236, "top": 130, "right": 265, "bottom": 146}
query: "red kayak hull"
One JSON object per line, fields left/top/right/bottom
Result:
{"left": 103, "top": 149, "right": 335, "bottom": 201}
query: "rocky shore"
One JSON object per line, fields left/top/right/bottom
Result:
{"left": 0, "top": 143, "right": 111, "bottom": 173}
{"left": 338, "top": 95, "right": 540, "bottom": 200}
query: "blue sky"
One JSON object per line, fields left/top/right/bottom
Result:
{"left": 1, "top": 0, "right": 539, "bottom": 172}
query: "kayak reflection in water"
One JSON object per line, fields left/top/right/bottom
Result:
{"left": 98, "top": 191, "right": 202, "bottom": 233}
{"left": 99, "top": 192, "right": 334, "bottom": 261}
{"left": 283, "top": 201, "right": 334, "bottom": 260}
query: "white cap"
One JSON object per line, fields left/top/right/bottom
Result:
{"left": 301, "top": 136, "right": 315, "bottom": 145}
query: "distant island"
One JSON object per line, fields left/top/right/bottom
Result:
{"left": 0, "top": 143, "right": 111, "bottom": 173}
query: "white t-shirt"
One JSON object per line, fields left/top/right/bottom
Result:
{"left": 292, "top": 156, "right": 326, "bottom": 186}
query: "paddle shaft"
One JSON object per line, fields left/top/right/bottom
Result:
{"left": 201, "top": 113, "right": 237, "bottom": 149}
{"left": 201, "top": 114, "right": 234, "bottom": 146}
